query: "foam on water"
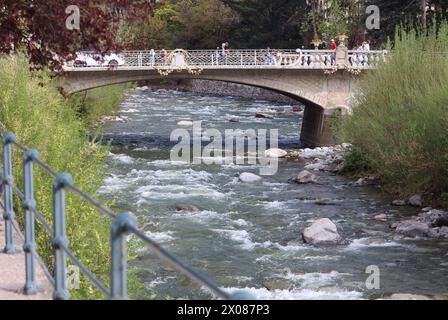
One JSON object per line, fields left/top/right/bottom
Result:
{"left": 110, "top": 153, "right": 136, "bottom": 164}
{"left": 144, "top": 231, "right": 176, "bottom": 243}
{"left": 211, "top": 228, "right": 272, "bottom": 250}
{"left": 343, "top": 238, "right": 412, "bottom": 251}
{"left": 222, "top": 287, "right": 363, "bottom": 300}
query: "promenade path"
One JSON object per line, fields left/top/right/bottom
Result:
{"left": 0, "top": 213, "right": 52, "bottom": 300}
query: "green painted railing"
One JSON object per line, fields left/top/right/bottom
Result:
{"left": 0, "top": 131, "right": 249, "bottom": 300}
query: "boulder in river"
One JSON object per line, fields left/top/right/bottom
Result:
{"left": 264, "top": 148, "right": 287, "bottom": 158}
{"left": 439, "top": 226, "right": 448, "bottom": 238}
{"left": 263, "top": 280, "right": 292, "bottom": 291}
{"left": 384, "top": 294, "right": 431, "bottom": 300}
{"left": 293, "top": 170, "right": 319, "bottom": 184}
{"left": 255, "top": 113, "right": 273, "bottom": 119}
{"left": 351, "top": 176, "right": 378, "bottom": 187}
{"left": 175, "top": 204, "right": 201, "bottom": 212}
{"left": 391, "top": 199, "right": 406, "bottom": 206}
{"left": 302, "top": 218, "right": 343, "bottom": 245}
{"left": 394, "top": 220, "right": 430, "bottom": 238}
{"left": 374, "top": 214, "right": 388, "bottom": 222}
{"left": 408, "top": 194, "right": 423, "bottom": 207}
{"left": 239, "top": 172, "right": 262, "bottom": 183}
{"left": 424, "top": 209, "right": 448, "bottom": 227}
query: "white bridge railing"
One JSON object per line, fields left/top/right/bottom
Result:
{"left": 67, "top": 49, "right": 387, "bottom": 71}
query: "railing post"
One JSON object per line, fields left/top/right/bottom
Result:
{"left": 110, "top": 212, "right": 137, "bottom": 300}
{"left": 22, "top": 149, "right": 42, "bottom": 294}
{"left": 2, "top": 132, "right": 20, "bottom": 254}
{"left": 52, "top": 172, "right": 72, "bottom": 300}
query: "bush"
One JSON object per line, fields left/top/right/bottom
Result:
{"left": 0, "top": 55, "right": 114, "bottom": 299}
{"left": 70, "top": 83, "right": 133, "bottom": 126}
{"left": 336, "top": 22, "right": 448, "bottom": 200}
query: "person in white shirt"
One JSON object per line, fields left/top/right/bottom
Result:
{"left": 221, "top": 42, "right": 229, "bottom": 65}
{"left": 363, "top": 40, "right": 371, "bottom": 51}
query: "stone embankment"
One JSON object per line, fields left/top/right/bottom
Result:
{"left": 138, "top": 79, "right": 300, "bottom": 104}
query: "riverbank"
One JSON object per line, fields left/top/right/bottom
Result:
{"left": 287, "top": 145, "right": 448, "bottom": 242}
{"left": 0, "top": 55, "right": 130, "bottom": 299}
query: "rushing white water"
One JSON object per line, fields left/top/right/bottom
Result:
{"left": 98, "top": 89, "right": 448, "bottom": 300}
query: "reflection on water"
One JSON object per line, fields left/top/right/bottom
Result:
{"left": 98, "top": 89, "right": 448, "bottom": 300}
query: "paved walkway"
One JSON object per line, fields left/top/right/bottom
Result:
{"left": 0, "top": 215, "right": 53, "bottom": 300}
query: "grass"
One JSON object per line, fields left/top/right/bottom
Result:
{"left": 0, "top": 54, "right": 132, "bottom": 299}
{"left": 336, "top": 22, "right": 448, "bottom": 206}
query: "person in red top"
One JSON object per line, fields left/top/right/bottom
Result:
{"left": 330, "top": 39, "right": 337, "bottom": 65}
{"left": 330, "top": 39, "right": 337, "bottom": 50}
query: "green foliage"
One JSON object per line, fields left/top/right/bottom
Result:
{"left": 318, "top": 0, "right": 351, "bottom": 38}
{"left": 70, "top": 83, "right": 133, "bottom": 127}
{"left": 224, "top": 0, "right": 307, "bottom": 48}
{"left": 120, "top": 0, "right": 239, "bottom": 49}
{"left": 366, "top": 0, "right": 448, "bottom": 46}
{"left": 336, "top": 22, "right": 448, "bottom": 200}
{"left": 342, "top": 148, "right": 372, "bottom": 175}
{"left": 0, "top": 55, "right": 116, "bottom": 299}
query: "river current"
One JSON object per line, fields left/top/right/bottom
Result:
{"left": 97, "top": 88, "right": 448, "bottom": 300}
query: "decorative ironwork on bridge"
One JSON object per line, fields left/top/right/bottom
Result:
{"left": 65, "top": 48, "right": 387, "bottom": 74}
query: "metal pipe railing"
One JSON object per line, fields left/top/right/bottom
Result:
{"left": 0, "top": 131, "right": 248, "bottom": 300}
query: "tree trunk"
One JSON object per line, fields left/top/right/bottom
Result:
{"left": 312, "top": 0, "right": 318, "bottom": 38}
{"left": 421, "top": 0, "right": 427, "bottom": 28}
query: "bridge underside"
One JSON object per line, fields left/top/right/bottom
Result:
{"left": 58, "top": 68, "right": 360, "bottom": 146}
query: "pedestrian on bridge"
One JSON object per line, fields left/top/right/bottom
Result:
{"left": 161, "top": 49, "right": 168, "bottom": 65}
{"left": 221, "top": 42, "right": 229, "bottom": 65}
{"left": 264, "top": 47, "right": 272, "bottom": 65}
{"left": 330, "top": 39, "right": 337, "bottom": 65}
{"left": 149, "top": 49, "right": 156, "bottom": 66}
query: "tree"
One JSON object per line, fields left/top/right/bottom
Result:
{"left": 0, "top": 1, "right": 152, "bottom": 71}
{"left": 223, "top": 0, "right": 307, "bottom": 48}
{"left": 300, "top": 0, "right": 365, "bottom": 48}
{"left": 365, "top": 0, "right": 448, "bottom": 46}
{"left": 120, "top": 0, "right": 239, "bottom": 49}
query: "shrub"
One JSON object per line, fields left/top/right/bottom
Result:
{"left": 336, "top": 22, "right": 448, "bottom": 200}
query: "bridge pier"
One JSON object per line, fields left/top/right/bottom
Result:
{"left": 300, "top": 105, "right": 335, "bottom": 147}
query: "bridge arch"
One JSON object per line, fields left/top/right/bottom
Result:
{"left": 58, "top": 67, "right": 362, "bottom": 146}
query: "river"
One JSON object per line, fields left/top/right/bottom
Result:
{"left": 97, "top": 88, "right": 448, "bottom": 300}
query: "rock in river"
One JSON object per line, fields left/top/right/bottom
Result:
{"left": 255, "top": 113, "right": 273, "bottom": 119}
{"left": 384, "top": 294, "right": 431, "bottom": 300}
{"left": 374, "top": 214, "right": 388, "bottom": 222}
{"left": 239, "top": 172, "right": 262, "bottom": 183}
{"left": 293, "top": 170, "right": 319, "bottom": 184}
{"left": 394, "top": 220, "right": 430, "bottom": 238}
{"left": 175, "top": 204, "right": 201, "bottom": 212}
{"left": 264, "top": 148, "right": 287, "bottom": 158}
{"left": 391, "top": 199, "right": 406, "bottom": 206}
{"left": 408, "top": 194, "right": 423, "bottom": 207}
{"left": 302, "top": 218, "right": 343, "bottom": 245}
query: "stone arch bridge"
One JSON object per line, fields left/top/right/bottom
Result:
{"left": 58, "top": 48, "right": 385, "bottom": 146}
